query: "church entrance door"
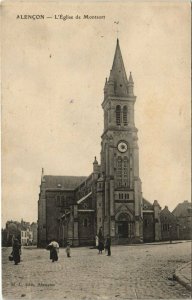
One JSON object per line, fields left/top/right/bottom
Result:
{"left": 116, "top": 213, "right": 132, "bottom": 239}
{"left": 117, "top": 221, "right": 128, "bottom": 238}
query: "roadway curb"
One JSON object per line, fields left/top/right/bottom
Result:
{"left": 174, "top": 262, "right": 192, "bottom": 292}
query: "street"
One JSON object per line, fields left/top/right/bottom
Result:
{"left": 2, "top": 242, "right": 191, "bottom": 299}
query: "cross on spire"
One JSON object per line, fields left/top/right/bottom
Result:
{"left": 114, "top": 21, "right": 119, "bottom": 39}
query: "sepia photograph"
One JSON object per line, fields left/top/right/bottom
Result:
{"left": 1, "top": 1, "right": 191, "bottom": 299}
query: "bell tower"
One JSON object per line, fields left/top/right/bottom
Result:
{"left": 99, "top": 39, "right": 143, "bottom": 243}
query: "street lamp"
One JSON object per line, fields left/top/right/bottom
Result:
{"left": 61, "top": 210, "right": 70, "bottom": 247}
{"left": 169, "top": 225, "right": 172, "bottom": 243}
{"left": 183, "top": 226, "right": 186, "bottom": 240}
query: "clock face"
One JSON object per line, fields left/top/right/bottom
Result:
{"left": 117, "top": 141, "right": 128, "bottom": 153}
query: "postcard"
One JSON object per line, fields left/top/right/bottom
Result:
{"left": 1, "top": 1, "right": 191, "bottom": 299}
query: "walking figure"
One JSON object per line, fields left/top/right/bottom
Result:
{"left": 47, "top": 240, "right": 59, "bottom": 262}
{"left": 98, "top": 226, "right": 104, "bottom": 254}
{"left": 12, "top": 238, "right": 21, "bottom": 265}
{"left": 105, "top": 235, "right": 111, "bottom": 256}
{"left": 66, "top": 241, "right": 71, "bottom": 257}
{"left": 95, "top": 234, "right": 99, "bottom": 248}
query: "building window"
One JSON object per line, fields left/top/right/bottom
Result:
{"left": 56, "top": 195, "right": 60, "bottom": 206}
{"left": 104, "top": 110, "right": 108, "bottom": 129}
{"left": 109, "top": 102, "right": 111, "bottom": 123}
{"left": 162, "top": 224, "right": 170, "bottom": 231}
{"left": 123, "top": 156, "right": 129, "bottom": 187}
{"left": 123, "top": 106, "right": 128, "bottom": 125}
{"left": 61, "top": 196, "right": 65, "bottom": 206}
{"left": 119, "top": 193, "right": 124, "bottom": 199}
{"left": 83, "top": 218, "right": 88, "bottom": 227}
{"left": 116, "top": 105, "right": 121, "bottom": 125}
{"left": 117, "top": 156, "right": 122, "bottom": 186}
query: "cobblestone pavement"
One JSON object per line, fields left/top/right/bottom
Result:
{"left": 2, "top": 242, "right": 192, "bottom": 300}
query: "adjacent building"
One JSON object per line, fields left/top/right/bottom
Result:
{"left": 2, "top": 220, "right": 37, "bottom": 247}
{"left": 31, "top": 222, "right": 38, "bottom": 245}
{"left": 21, "top": 228, "right": 33, "bottom": 246}
{"left": 172, "top": 200, "right": 192, "bottom": 240}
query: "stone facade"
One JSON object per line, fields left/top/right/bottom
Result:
{"left": 37, "top": 39, "right": 190, "bottom": 247}
{"left": 99, "top": 39, "right": 143, "bottom": 243}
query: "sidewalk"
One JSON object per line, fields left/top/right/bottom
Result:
{"left": 123, "top": 240, "right": 192, "bottom": 247}
{"left": 145, "top": 240, "right": 191, "bottom": 246}
{"left": 175, "top": 261, "right": 192, "bottom": 291}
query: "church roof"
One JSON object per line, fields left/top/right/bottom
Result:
{"left": 43, "top": 175, "right": 87, "bottom": 190}
{"left": 109, "top": 38, "right": 128, "bottom": 97}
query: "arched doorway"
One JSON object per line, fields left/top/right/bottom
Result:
{"left": 116, "top": 212, "right": 133, "bottom": 239}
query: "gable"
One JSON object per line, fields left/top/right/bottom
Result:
{"left": 143, "top": 198, "right": 153, "bottom": 210}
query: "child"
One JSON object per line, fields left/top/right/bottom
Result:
{"left": 66, "top": 241, "right": 71, "bottom": 258}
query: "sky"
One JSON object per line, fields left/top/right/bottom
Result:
{"left": 2, "top": 1, "right": 191, "bottom": 227}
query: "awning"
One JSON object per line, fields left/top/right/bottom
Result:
{"left": 77, "top": 191, "right": 92, "bottom": 204}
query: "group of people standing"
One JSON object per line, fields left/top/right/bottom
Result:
{"left": 9, "top": 229, "right": 111, "bottom": 266}
{"left": 96, "top": 227, "right": 111, "bottom": 256}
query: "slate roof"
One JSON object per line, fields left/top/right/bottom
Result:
{"left": 160, "top": 206, "right": 177, "bottom": 221}
{"left": 43, "top": 175, "right": 87, "bottom": 190}
{"left": 109, "top": 39, "right": 129, "bottom": 97}
{"left": 172, "top": 200, "right": 192, "bottom": 217}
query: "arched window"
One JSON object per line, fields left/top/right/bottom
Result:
{"left": 123, "top": 106, "right": 128, "bottom": 125}
{"left": 83, "top": 218, "right": 88, "bottom": 227}
{"left": 119, "top": 156, "right": 128, "bottom": 187}
{"left": 116, "top": 105, "right": 121, "bottom": 125}
{"left": 116, "top": 156, "right": 122, "bottom": 187}
{"left": 56, "top": 195, "right": 61, "bottom": 206}
{"left": 109, "top": 102, "right": 111, "bottom": 123}
{"left": 117, "top": 213, "right": 130, "bottom": 221}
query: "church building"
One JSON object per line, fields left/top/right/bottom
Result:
{"left": 38, "top": 39, "right": 176, "bottom": 247}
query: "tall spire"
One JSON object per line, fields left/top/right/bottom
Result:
{"left": 108, "top": 39, "right": 128, "bottom": 97}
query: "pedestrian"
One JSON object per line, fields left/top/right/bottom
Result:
{"left": 105, "top": 235, "right": 111, "bottom": 256}
{"left": 47, "top": 240, "right": 59, "bottom": 262}
{"left": 12, "top": 237, "right": 21, "bottom": 265}
{"left": 95, "top": 234, "right": 99, "bottom": 248}
{"left": 98, "top": 226, "right": 104, "bottom": 254}
{"left": 66, "top": 241, "right": 71, "bottom": 257}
